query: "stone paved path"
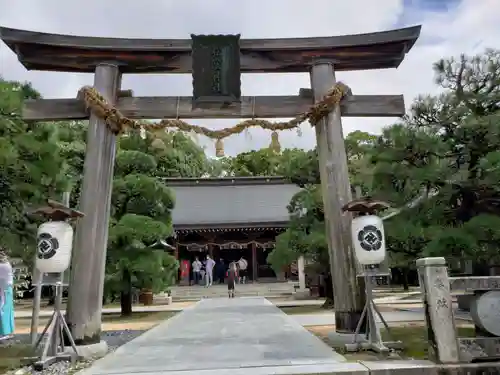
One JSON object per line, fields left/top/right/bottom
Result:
{"left": 15, "top": 295, "right": 416, "bottom": 318}
{"left": 290, "top": 310, "right": 426, "bottom": 327}
{"left": 79, "top": 297, "right": 367, "bottom": 375}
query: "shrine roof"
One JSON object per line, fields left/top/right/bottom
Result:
{"left": 164, "top": 177, "right": 300, "bottom": 230}
{"left": 0, "top": 25, "right": 420, "bottom": 73}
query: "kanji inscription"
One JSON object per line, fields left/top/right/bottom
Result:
{"left": 191, "top": 34, "right": 241, "bottom": 106}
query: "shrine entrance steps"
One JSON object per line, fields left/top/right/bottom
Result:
{"left": 79, "top": 297, "right": 367, "bottom": 375}
{"left": 167, "top": 282, "right": 298, "bottom": 302}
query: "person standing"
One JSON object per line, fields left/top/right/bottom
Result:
{"left": 0, "top": 250, "right": 15, "bottom": 339}
{"left": 200, "top": 260, "right": 206, "bottom": 285}
{"left": 216, "top": 258, "right": 225, "bottom": 284}
{"left": 226, "top": 262, "right": 238, "bottom": 298}
{"left": 205, "top": 255, "right": 215, "bottom": 287}
{"left": 237, "top": 256, "right": 248, "bottom": 284}
{"left": 192, "top": 257, "right": 202, "bottom": 285}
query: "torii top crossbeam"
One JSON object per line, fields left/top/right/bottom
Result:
{"left": 0, "top": 25, "right": 420, "bottom": 74}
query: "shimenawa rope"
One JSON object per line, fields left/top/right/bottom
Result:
{"left": 76, "top": 82, "right": 352, "bottom": 156}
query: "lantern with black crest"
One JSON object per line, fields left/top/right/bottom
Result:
{"left": 30, "top": 200, "right": 84, "bottom": 274}
{"left": 342, "top": 198, "right": 390, "bottom": 266}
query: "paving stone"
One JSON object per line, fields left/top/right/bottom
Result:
{"left": 78, "top": 297, "right": 350, "bottom": 375}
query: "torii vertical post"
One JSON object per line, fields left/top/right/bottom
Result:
{"left": 65, "top": 63, "right": 121, "bottom": 345}
{"left": 311, "top": 61, "right": 364, "bottom": 332}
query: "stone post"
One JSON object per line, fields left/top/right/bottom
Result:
{"left": 416, "top": 257, "right": 460, "bottom": 363}
{"left": 298, "top": 255, "right": 306, "bottom": 290}
{"left": 66, "top": 63, "right": 121, "bottom": 346}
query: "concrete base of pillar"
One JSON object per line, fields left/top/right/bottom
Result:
{"left": 65, "top": 340, "right": 108, "bottom": 359}
{"left": 327, "top": 331, "right": 367, "bottom": 349}
{"left": 292, "top": 289, "right": 310, "bottom": 300}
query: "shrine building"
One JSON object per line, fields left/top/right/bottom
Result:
{"left": 165, "top": 176, "right": 300, "bottom": 284}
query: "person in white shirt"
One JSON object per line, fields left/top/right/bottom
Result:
{"left": 192, "top": 257, "right": 202, "bottom": 285}
{"left": 237, "top": 257, "right": 248, "bottom": 284}
{"left": 205, "top": 255, "right": 216, "bottom": 287}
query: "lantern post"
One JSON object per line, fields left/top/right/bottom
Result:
{"left": 342, "top": 198, "right": 403, "bottom": 353}
{"left": 29, "top": 200, "right": 84, "bottom": 370}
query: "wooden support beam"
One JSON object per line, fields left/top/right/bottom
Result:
{"left": 23, "top": 94, "right": 404, "bottom": 121}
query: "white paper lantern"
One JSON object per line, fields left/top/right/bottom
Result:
{"left": 36, "top": 221, "right": 74, "bottom": 273}
{"left": 351, "top": 215, "right": 386, "bottom": 265}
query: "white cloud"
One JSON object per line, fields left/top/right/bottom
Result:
{"left": 1, "top": 0, "right": 499, "bottom": 156}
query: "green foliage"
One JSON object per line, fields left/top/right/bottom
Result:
{"left": 268, "top": 185, "right": 329, "bottom": 274}
{"left": 105, "top": 130, "right": 210, "bottom": 310}
{"left": 110, "top": 214, "right": 172, "bottom": 246}
{"left": 224, "top": 148, "right": 284, "bottom": 176}
{"left": 145, "top": 131, "right": 212, "bottom": 177}
{"left": 424, "top": 214, "right": 500, "bottom": 263}
{"left": 112, "top": 173, "right": 174, "bottom": 221}
{"left": 0, "top": 78, "right": 70, "bottom": 264}
{"left": 265, "top": 131, "right": 377, "bottom": 274}
{"left": 106, "top": 214, "right": 177, "bottom": 295}
{"left": 0, "top": 78, "right": 213, "bottom": 312}
{"left": 267, "top": 48, "right": 500, "bottom": 277}
{"left": 372, "top": 48, "right": 500, "bottom": 266}
{"left": 115, "top": 150, "right": 157, "bottom": 176}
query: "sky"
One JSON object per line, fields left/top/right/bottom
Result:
{"left": 1, "top": 0, "right": 499, "bottom": 156}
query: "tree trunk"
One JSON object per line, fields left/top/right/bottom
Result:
{"left": 120, "top": 269, "right": 133, "bottom": 317}
{"left": 402, "top": 268, "right": 409, "bottom": 291}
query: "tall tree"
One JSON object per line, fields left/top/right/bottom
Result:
{"left": 371, "top": 49, "right": 500, "bottom": 271}
{"left": 104, "top": 130, "right": 208, "bottom": 315}
{"left": 266, "top": 132, "right": 378, "bottom": 304}
{"left": 0, "top": 78, "right": 69, "bottom": 265}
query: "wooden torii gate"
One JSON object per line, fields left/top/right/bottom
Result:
{"left": 0, "top": 25, "right": 420, "bottom": 344}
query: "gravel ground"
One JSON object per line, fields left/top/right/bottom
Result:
{"left": 1, "top": 329, "right": 146, "bottom": 375}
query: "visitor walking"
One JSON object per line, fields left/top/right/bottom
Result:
{"left": 237, "top": 256, "right": 248, "bottom": 284}
{"left": 227, "top": 262, "right": 238, "bottom": 298}
{"left": 192, "top": 257, "right": 202, "bottom": 285}
{"left": 0, "top": 250, "right": 14, "bottom": 340}
{"left": 205, "top": 255, "right": 215, "bottom": 287}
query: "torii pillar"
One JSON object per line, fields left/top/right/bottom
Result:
{"left": 311, "top": 61, "right": 365, "bottom": 333}
{"left": 65, "top": 64, "right": 121, "bottom": 346}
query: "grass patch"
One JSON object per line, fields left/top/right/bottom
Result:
{"left": 101, "top": 311, "right": 176, "bottom": 324}
{"left": 380, "top": 325, "right": 475, "bottom": 360}
{"left": 15, "top": 300, "right": 132, "bottom": 312}
{"left": 4, "top": 311, "right": 176, "bottom": 373}
{"left": 15, "top": 311, "right": 176, "bottom": 334}
{"left": 280, "top": 304, "right": 395, "bottom": 315}
{"left": 309, "top": 324, "right": 476, "bottom": 361}
{"left": 0, "top": 344, "right": 37, "bottom": 373}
